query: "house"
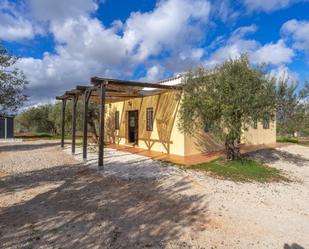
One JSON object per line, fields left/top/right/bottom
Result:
{"left": 57, "top": 75, "right": 276, "bottom": 167}
{"left": 0, "top": 115, "right": 14, "bottom": 139}
{"left": 104, "top": 75, "right": 276, "bottom": 157}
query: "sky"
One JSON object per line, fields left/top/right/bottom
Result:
{"left": 0, "top": 0, "right": 309, "bottom": 106}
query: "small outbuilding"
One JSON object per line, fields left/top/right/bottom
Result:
{"left": 0, "top": 116, "right": 14, "bottom": 139}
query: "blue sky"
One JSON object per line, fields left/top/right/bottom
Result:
{"left": 0, "top": 0, "right": 309, "bottom": 105}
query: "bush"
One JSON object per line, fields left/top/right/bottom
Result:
{"left": 276, "top": 137, "right": 299, "bottom": 143}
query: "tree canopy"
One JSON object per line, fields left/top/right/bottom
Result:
{"left": 178, "top": 54, "right": 277, "bottom": 159}
{"left": 15, "top": 101, "right": 100, "bottom": 141}
{"left": 276, "top": 76, "right": 309, "bottom": 137}
{"left": 0, "top": 44, "right": 28, "bottom": 115}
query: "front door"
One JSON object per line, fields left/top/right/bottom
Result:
{"left": 128, "top": 110, "right": 138, "bottom": 144}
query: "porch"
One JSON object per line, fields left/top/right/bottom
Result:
{"left": 105, "top": 142, "right": 285, "bottom": 166}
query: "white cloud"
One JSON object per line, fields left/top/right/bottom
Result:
{"left": 213, "top": 0, "right": 240, "bottom": 23}
{"left": 123, "top": 0, "right": 210, "bottom": 61}
{"left": 251, "top": 39, "right": 294, "bottom": 65}
{"left": 205, "top": 25, "right": 294, "bottom": 67}
{"left": 243, "top": 0, "right": 294, "bottom": 12}
{"left": 281, "top": 19, "right": 309, "bottom": 61}
{"left": 140, "top": 65, "right": 166, "bottom": 82}
{"left": 28, "top": 0, "right": 99, "bottom": 22}
{"left": 205, "top": 25, "right": 259, "bottom": 67}
{"left": 0, "top": 13, "right": 34, "bottom": 41}
{"left": 269, "top": 64, "right": 299, "bottom": 82}
{"left": 231, "top": 25, "right": 257, "bottom": 39}
{"left": 205, "top": 39, "right": 258, "bottom": 67}
{"left": 0, "top": 1, "right": 34, "bottom": 40}
{"left": 12, "top": 0, "right": 211, "bottom": 104}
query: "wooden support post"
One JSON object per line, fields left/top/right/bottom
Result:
{"left": 83, "top": 90, "right": 92, "bottom": 159}
{"left": 61, "top": 99, "right": 67, "bottom": 148}
{"left": 71, "top": 94, "right": 79, "bottom": 154}
{"left": 98, "top": 82, "right": 106, "bottom": 168}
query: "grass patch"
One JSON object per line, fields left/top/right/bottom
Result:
{"left": 189, "top": 158, "right": 288, "bottom": 182}
{"left": 276, "top": 137, "right": 299, "bottom": 143}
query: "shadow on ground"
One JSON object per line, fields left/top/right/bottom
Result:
{"left": 284, "top": 243, "right": 305, "bottom": 249}
{"left": 0, "top": 164, "right": 209, "bottom": 249}
{"left": 247, "top": 148, "right": 309, "bottom": 167}
{"left": 0, "top": 142, "right": 60, "bottom": 152}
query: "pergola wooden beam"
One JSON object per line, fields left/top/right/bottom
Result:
{"left": 60, "top": 99, "right": 66, "bottom": 148}
{"left": 98, "top": 82, "right": 106, "bottom": 168}
{"left": 91, "top": 76, "right": 177, "bottom": 89}
{"left": 57, "top": 76, "right": 179, "bottom": 169}
{"left": 71, "top": 93, "right": 79, "bottom": 154}
{"left": 83, "top": 89, "right": 92, "bottom": 160}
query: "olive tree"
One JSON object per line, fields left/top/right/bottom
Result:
{"left": 0, "top": 44, "right": 28, "bottom": 114}
{"left": 178, "top": 55, "right": 276, "bottom": 160}
{"left": 276, "top": 76, "right": 309, "bottom": 137}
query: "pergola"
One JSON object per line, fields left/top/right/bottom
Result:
{"left": 56, "top": 77, "right": 178, "bottom": 169}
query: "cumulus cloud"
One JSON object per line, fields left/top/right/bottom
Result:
{"left": 28, "top": 0, "right": 99, "bottom": 22}
{"left": 123, "top": 0, "right": 210, "bottom": 61}
{"left": 12, "top": 0, "right": 211, "bottom": 104}
{"left": 243, "top": 0, "right": 295, "bottom": 12}
{"left": 281, "top": 19, "right": 309, "bottom": 62}
{"left": 0, "top": 1, "right": 35, "bottom": 40}
{"left": 140, "top": 65, "right": 166, "bottom": 82}
{"left": 205, "top": 25, "right": 294, "bottom": 67}
{"left": 251, "top": 39, "right": 294, "bottom": 65}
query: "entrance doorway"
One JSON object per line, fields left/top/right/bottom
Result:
{"left": 128, "top": 110, "right": 138, "bottom": 144}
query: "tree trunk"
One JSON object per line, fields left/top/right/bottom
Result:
{"left": 225, "top": 140, "right": 241, "bottom": 160}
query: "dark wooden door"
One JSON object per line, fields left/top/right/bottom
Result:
{"left": 128, "top": 110, "right": 138, "bottom": 144}
{"left": 0, "top": 118, "right": 4, "bottom": 139}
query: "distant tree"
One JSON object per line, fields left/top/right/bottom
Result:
{"left": 48, "top": 101, "right": 99, "bottom": 142}
{"left": 15, "top": 105, "right": 55, "bottom": 133}
{"left": 16, "top": 100, "right": 100, "bottom": 141}
{"left": 87, "top": 102, "right": 99, "bottom": 142}
{"left": 0, "top": 44, "right": 28, "bottom": 115}
{"left": 178, "top": 54, "right": 276, "bottom": 160}
{"left": 276, "top": 76, "right": 309, "bottom": 137}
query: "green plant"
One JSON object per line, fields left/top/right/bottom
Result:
{"left": 178, "top": 54, "right": 276, "bottom": 160}
{"left": 276, "top": 137, "right": 299, "bottom": 143}
{"left": 189, "top": 158, "right": 288, "bottom": 182}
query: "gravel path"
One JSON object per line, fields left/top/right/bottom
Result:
{"left": 0, "top": 140, "right": 77, "bottom": 174}
{"left": 0, "top": 141, "right": 308, "bottom": 249}
{"left": 65, "top": 146, "right": 181, "bottom": 180}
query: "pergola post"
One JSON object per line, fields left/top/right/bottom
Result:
{"left": 98, "top": 82, "right": 106, "bottom": 168}
{"left": 71, "top": 94, "right": 79, "bottom": 154}
{"left": 83, "top": 90, "right": 92, "bottom": 159}
{"left": 61, "top": 99, "right": 67, "bottom": 148}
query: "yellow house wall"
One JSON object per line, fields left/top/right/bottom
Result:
{"left": 242, "top": 120, "right": 276, "bottom": 145}
{"left": 105, "top": 91, "right": 277, "bottom": 156}
{"left": 183, "top": 120, "right": 277, "bottom": 156}
{"left": 184, "top": 131, "right": 224, "bottom": 156}
{"left": 105, "top": 90, "right": 185, "bottom": 156}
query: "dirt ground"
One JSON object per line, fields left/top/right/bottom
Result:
{"left": 0, "top": 140, "right": 308, "bottom": 249}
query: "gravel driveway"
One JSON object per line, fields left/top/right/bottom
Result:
{"left": 0, "top": 140, "right": 308, "bottom": 249}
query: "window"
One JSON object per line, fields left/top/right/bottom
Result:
{"left": 146, "top": 108, "right": 154, "bottom": 131}
{"left": 253, "top": 119, "right": 258, "bottom": 129}
{"left": 115, "top": 111, "right": 120, "bottom": 130}
{"left": 263, "top": 116, "right": 270, "bottom": 129}
{"left": 204, "top": 123, "right": 210, "bottom": 133}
